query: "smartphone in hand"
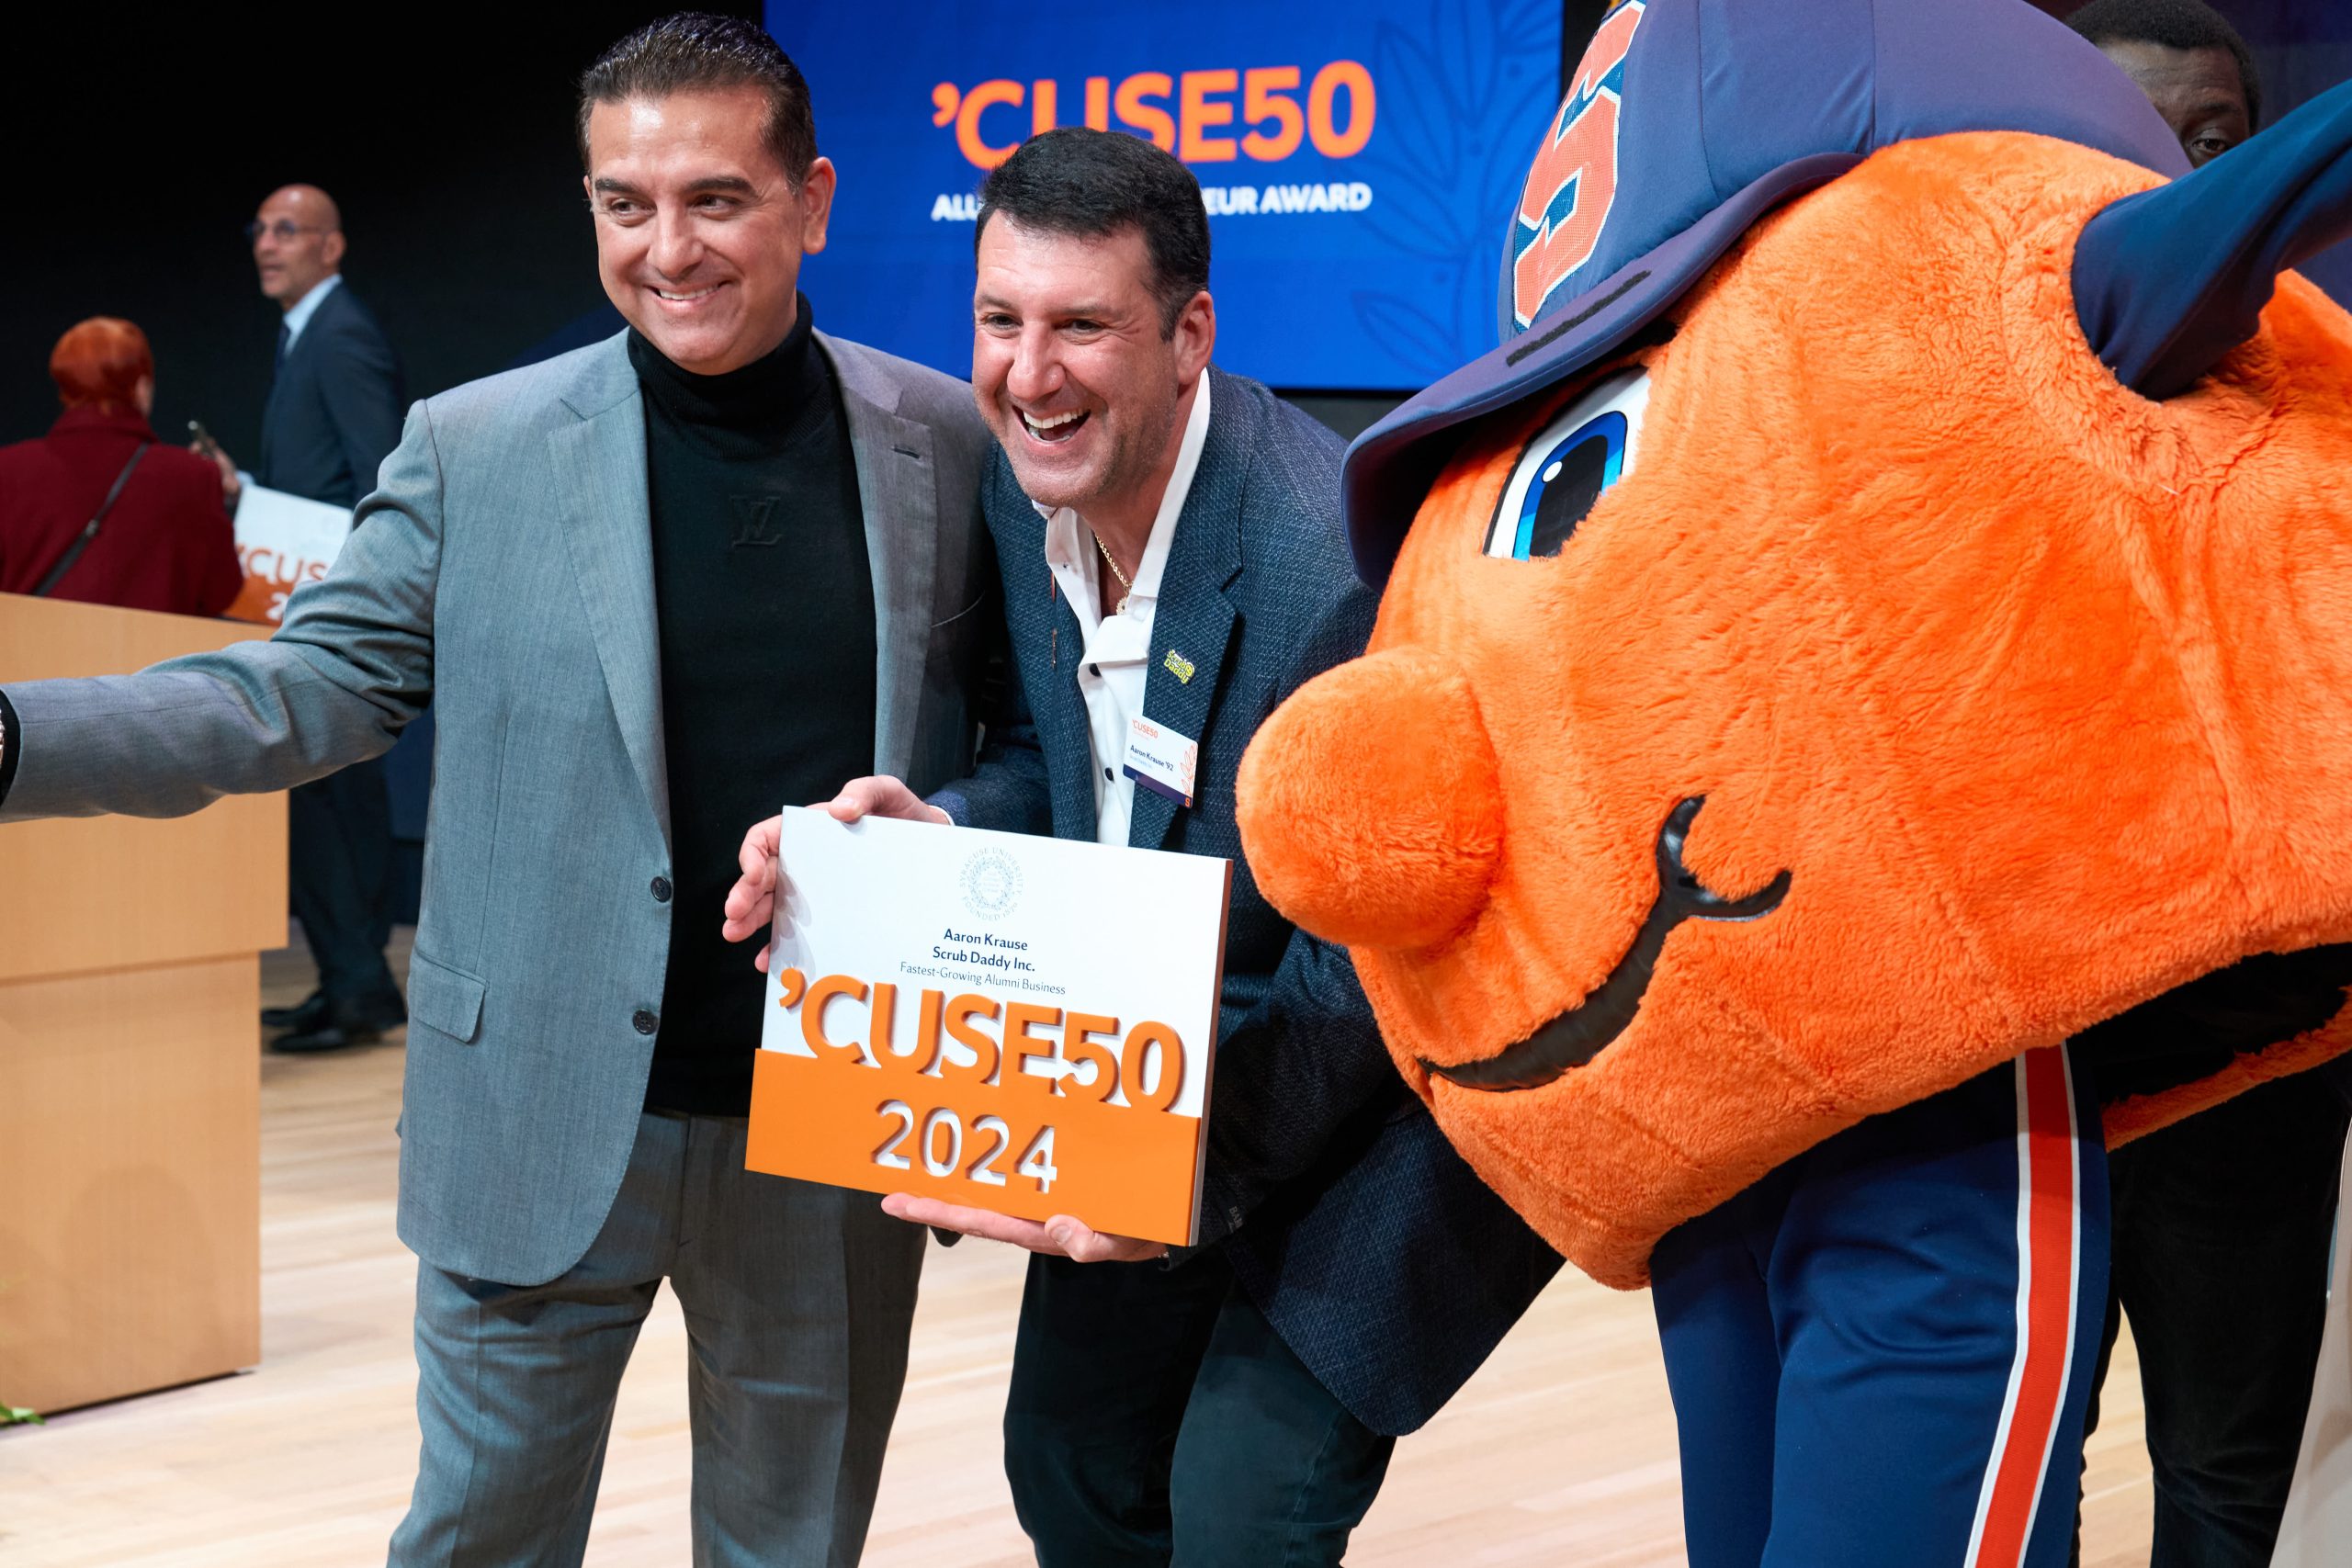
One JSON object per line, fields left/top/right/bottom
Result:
{"left": 187, "top": 421, "right": 241, "bottom": 507}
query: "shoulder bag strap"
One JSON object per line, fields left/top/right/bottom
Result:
{"left": 32, "top": 441, "right": 151, "bottom": 598}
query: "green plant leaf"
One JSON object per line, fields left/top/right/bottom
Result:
{"left": 1, "top": 1404, "right": 42, "bottom": 1426}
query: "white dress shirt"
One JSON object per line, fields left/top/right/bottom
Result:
{"left": 279, "top": 273, "right": 344, "bottom": 351}
{"left": 1036, "top": 374, "right": 1214, "bottom": 848}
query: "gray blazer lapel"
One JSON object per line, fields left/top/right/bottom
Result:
{"left": 822, "top": 333, "right": 942, "bottom": 779}
{"left": 1129, "top": 383, "right": 1244, "bottom": 852}
{"left": 549, "top": 333, "right": 670, "bottom": 845}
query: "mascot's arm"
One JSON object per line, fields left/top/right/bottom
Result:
{"left": 927, "top": 616, "right": 1054, "bottom": 837}
{"left": 1188, "top": 586, "right": 1404, "bottom": 1251}
{"left": 2076, "top": 80, "right": 2352, "bottom": 398}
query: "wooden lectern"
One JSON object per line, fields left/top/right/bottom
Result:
{"left": 0, "top": 593, "right": 284, "bottom": 1415}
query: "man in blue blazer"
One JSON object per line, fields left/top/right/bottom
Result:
{"left": 728, "top": 128, "right": 1560, "bottom": 1566}
{"left": 246, "top": 185, "right": 407, "bottom": 512}
{"left": 220, "top": 182, "right": 411, "bottom": 1050}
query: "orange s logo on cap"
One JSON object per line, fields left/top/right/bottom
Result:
{"left": 1510, "top": 0, "right": 1645, "bottom": 331}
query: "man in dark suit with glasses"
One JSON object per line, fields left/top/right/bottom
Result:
{"left": 199, "top": 182, "right": 409, "bottom": 1052}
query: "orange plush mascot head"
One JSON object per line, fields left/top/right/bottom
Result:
{"left": 1238, "top": 0, "right": 2352, "bottom": 1288}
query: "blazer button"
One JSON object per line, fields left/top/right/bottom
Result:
{"left": 632, "top": 1009, "right": 659, "bottom": 1035}
{"left": 650, "top": 875, "right": 673, "bottom": 903}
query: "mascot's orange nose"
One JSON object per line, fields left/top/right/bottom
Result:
{"left": 1237, "top": 647, "right": 1504, "bottom": 949}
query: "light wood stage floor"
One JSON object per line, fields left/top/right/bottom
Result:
{"left": 1, "top": 935, "right": 2159, "bottom": 1565}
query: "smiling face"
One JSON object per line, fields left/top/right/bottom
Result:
{"left": 1238, "top": 130, "right": 2352, "bottom": 1285}
{"left": 971, "top": 217, "right": 1213, "bottom": 529}
{"left": 584, "top": 86, "right": 835, "bottom": 374}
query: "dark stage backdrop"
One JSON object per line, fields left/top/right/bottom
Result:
{"left": 2217, "top": 1, "right": 2352, "bottom": 303}
{"left": 1, "top": 1, "right": 2338, "bottom": 921}
{"left": 0, "top": 5, "right": 1627, "bottom": 455}
{"left": 0, "top": 3, "right": 759, "bottom": 462}
{"left": 0, "top": 3, "right": 760, "bottom": 924}
{"left": 3, "top": 2, "right": 2340, "bottom": 457}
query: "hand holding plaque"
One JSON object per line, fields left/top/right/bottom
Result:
{"left": 723, "top": 777, "right": 952, "bottom": 970}
{"left": 875, "top": 1193, "right": 1168, "bottom": 1262}
{"left": 740, "top": 806, "right": 1230, "bottom": 1247}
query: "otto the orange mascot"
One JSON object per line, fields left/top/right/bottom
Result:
{"left": 1235, "top": 1, "right": 2352, "bottom": 1563}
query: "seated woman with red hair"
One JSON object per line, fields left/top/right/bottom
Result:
{"left": 0, "top": 317, "right": 242, "bottom": 615}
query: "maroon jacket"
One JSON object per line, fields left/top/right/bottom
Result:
{"left": 0, "top": 407, "right": 243, "bottom": 615}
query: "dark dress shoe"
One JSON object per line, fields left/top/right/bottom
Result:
{"left": 262, "top": 989, "right": 329, "bottom": 1031}
{"left": 270, "top": 1021, "right": 378, "bottom": 1054}
{"left": 268, "top": 997, "right": 407, "bottom": 1055}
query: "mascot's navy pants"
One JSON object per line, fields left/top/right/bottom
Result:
{"left": 1652, "top": 1044, "right": 2108, "bottom": 1568}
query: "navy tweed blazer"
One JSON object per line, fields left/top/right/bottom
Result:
{"left": 934, "top": 367, "right": 1561, "bottom": 1435}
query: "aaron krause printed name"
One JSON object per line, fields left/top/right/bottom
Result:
{"left": 935, "top": 925, "right": 1037, "bottom": 972}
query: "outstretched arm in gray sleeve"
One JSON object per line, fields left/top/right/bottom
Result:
{"left": 0, "top": 399, "right": 446, "bottom": 823}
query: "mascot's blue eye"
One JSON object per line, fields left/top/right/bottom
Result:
{"left": 1514, "top": 417, "right": 1626, "bottom": 558}
{"left": 1485, "top": 367, "right": 1651, "bottom": 562}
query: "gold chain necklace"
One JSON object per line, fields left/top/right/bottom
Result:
{"left": 1091, "top": 529, "right": 1135, "bottom": 616}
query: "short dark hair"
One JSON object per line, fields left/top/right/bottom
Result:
{"left": 976, "top": 129, "right": 1210, "bottom": 336}
{"left": 2069, "top": 0, "right": 2263, "bottom": 129}
{"left": 577, "top": 13, "right": 819, "bottom": 184}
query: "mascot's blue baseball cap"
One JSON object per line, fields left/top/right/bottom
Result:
{"left": 1341, "top": 0, "right": 2189, "bottom": 587}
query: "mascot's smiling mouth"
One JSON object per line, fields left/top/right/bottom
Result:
{"left": 1424, "top": 797, "right": 1792, "bottom": 1092}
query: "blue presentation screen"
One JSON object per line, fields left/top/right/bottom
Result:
{"left": 768, "top": 1, "right": 1563, "bottom": 390}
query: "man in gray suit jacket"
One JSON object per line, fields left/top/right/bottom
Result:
{"left": 0, "top": 19, "right": 990, "bottom": 1565}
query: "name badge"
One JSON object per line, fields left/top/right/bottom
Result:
{"left": 1121, "top": 715, "right": 1199, "bottom": 807}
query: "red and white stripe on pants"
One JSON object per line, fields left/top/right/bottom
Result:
{"left": 1965, "top": 1045, "right": 2086, "bottom": 1568}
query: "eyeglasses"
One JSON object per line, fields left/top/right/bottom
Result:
{"left": 245, "top": 220, "right": 328, "bottom": 243}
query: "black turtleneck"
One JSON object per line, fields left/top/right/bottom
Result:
{"left": 629, "top": 299, "right": 875, "bottom": 1114}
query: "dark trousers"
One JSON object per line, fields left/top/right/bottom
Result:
{"left": 288, "top": 756, "right": 400, "bottom": 1009}
{"left": 388, "top": 1112, "right": 922, "bottom": 1567}
{"left": 1003, "top": 1251, "right": 1396, "bottom": 1568}
{"left": 1654, "top": 1047, "right": 2108, "bottom": 1568}
{"left": 2080, "top": 1076, "right": 2350, "bottom": 1568}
